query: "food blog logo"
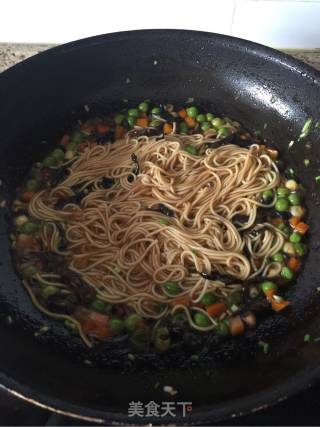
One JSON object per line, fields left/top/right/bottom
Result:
{"left": 128, "top": 401, "right": 193, "bottom": 418}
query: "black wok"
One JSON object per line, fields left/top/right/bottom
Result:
{"left": 0, "top": 30, "right": 320, "bottom": 425}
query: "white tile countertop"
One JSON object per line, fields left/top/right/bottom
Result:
{"left": 0, "top": 43, "right": 319, "bottom": 74}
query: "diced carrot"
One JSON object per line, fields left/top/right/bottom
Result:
{"left": 16, "top": 234, "right": 39, "bottom": 252}
{"left": 60, "top": 134, "right": 70, "bottom": 147}
{"left": 185, "top": 116, "right": 196, "bottom": 128}
{"left": 96, "top": 123, "right": 110, "bottom": 134}
{"left": 271, "top": 217, "right": 283, "bottom": 226}
{"left": 136, "top": 117, "right": 149, "bottom": 128}
{"left": 178, "top": 109, "right": 187, "bottom": 119}
{"left": 230, "top": 315, "right": 245, "bottom": 336}
{"left": 20, "top": 192, "right": 34, "bottom": 203}
{"left": 206, "top": 302, "right": 227, "bottom": 317}
{"left": 115, "top": 125, "right": 125, "bottom": 139}
{"left": 295, "top": 221, "right": 309, "bottom": 235}
{"left": 271, "top": 298, "right": 290, "bottom": 312}
{"left": 265, "top": 289, "right": 276, "bottom": 302}
{"left": 80, "top": 310, "right": 111, "bottom": 339}
{"left": 289, "top": 216, "right": 300, "bottom": 228}
{"left": 170, "top": 296, "right": 190, "bottom": 307}
{"left": 163, "top": 123, "right": 173, "bottom": 134}
{"left": 287, "top": 257, "right": 301, "bottom": 272}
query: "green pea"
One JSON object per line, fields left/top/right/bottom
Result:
{"left": 114, "top": 113, "right": 125, "bottom": 125}
{"left": 164, "top": 281, "right": 181, "bottom": 296}
{"left": 20, "top": 221, "right": 38, "bottom": 234}
{"left": 128, "top": 108, "right": 139, "bottom": 118}
{"left": 25, "top": 179, "right": 39, "bottom": 192}
{"left": 261, "top": 281, "right": 278, "bottom": 294}
{"left": 194, "top": 312, "right": 211, "bottom": 327}
{"left": 154, "top": 327, "right": 170, "bottom": 352}
{"left": 43, "top": 156, "right": 56, "bottom": 167}
{"left": 70, "top": 131, "right": 85, "bottom": 144}
{"left": 217, "top": 319, "right": 230, "bottom": 336}
{"left": 90, "top": 299, "right": 107, "bottom": 313}
{"left": 186, "top": 106, "right": 198, "bottom": 118}
{"left": 217, "top": 126, "right": 232, "bottom": 138}
{"left": 275, "top": 198, "right": 289, "bottom": 212}
{"left": 64, "top": 319, "right": 77, "bottom": 332}
{"left": 281, "top": 266, "right": 294, "bottom": 281}
{"left": 196, "top": 114, "right": 206, "bottom": 123}
{"left": 294, "top": 242, "right": 308, "bottom": 257}
{"left": 150, "top": 119, "right": 161, "bottom": 127}
{"left": 288, "top": 192, "right": 301, "bottom": 205}
{"left": 127, "top": 116, "right": 136, "bottom": 126}
{"left": 289, "top": 232, "right": 302, "bottom": 243}
{"left": 201, "top": 122, "right": 212, "bottom": 132}
{"left": 277, "top": 187, "right": 290, "bottom": 198}
{"left": 125, "top": 313, "right": 142, "bottom": 331}
{"left": 110, "top": 318, "right": 125, "bottom": 335}
{"left": 184, "top": 145, "right": 198, "bottom": 155}
{"left": 211, "top": 117, "right": 225, "bottom": 128}
{"left": 21, "top": 265, "right": 37, "bottom": 278}
{"left": 138, "top": 102, "right": 149, "bottom": 113}
{"left": 277, "top": 223, "right": 290, "bottom": 236}
{"left": 179, "top": 122, "right": 188, "bottom": 133}
{"left": 151, "top": 106, "right": 161, "bottom": 115}
{"left": 206, "top": 113, "right": 214, "bottom": 121}
{"left": 272, "top": 252, "right": 285, "bottom": 262}
{"left": 200, "top": 292, "right": 216, "bottom": 306}
{"left": 41, "top": 285, "right": 59, "bottom": 299}
{"left": 262, "top": 189, "right": 274, "bottom": 203}
{"left": 52, "top": 148, "right": 65, "bottom": 162}
{"left": 66, "top": 141, "right": 78, "bottom": 151}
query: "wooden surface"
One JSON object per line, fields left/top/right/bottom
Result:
{"left": 0, "top": 43, "right": 320, "bottom": 73}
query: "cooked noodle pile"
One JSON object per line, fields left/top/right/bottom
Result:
{"left": 28, "top": 132, "right": 284, "bottom": 331}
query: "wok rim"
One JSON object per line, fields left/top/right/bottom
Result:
{"left": 1, "top": 29, "right": 320, "bottom": 424}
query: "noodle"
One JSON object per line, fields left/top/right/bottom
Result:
{"left": 28, "top": 131, "right": 284, "bottom": 330}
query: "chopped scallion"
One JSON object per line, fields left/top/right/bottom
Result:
{"left": 304, "top": 334, "right": 311, "bottom": 342}
{"left": 258, "top": 340, "right": 269, "bottom": 354}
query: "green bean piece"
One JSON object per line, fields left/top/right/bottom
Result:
{"left": 127, "top": 116, "right": 136, "bottom": 126}
{"left": 206, "top": 113, "right": 214, "bottom": 121}
{"left": 196, "top": 114, "right": 206, "bottom": 123}
{"left": 272, "top": 252, "right": 285, "bottom": 262}
{"left": 288, "top": 192, "right": 301, "bottom": 205}
{"left": 90, "top": 299, "right": 108, "bottom": 313}
{"left": 110, "top": 318, "right": 125, "bottom": 335}
{"left": 150, "top": 119, "right": 161, "bottom": 127}
{"left": 21, "top": 265, "right": 37, "bottom": 278}
{"left": 186, "top": 106, "right": 198, "bottom": 118}
{"left": 128, "top": 108, "right": 139, "bottom": 118}
{"left": 125, "top": 313, "right": 143, "bottom": 331}
{"left": 217, "top": 319, "right": 230, "bottom": 336}
{"left": 179, "top": 122, "right": 188, "bottom": 133}
{"left": 261, "top": 281, "right": 278, "bottom": 294}
{"left": 52, "top": 148, "right": 65, "bottom": 162}
{"left": 184, "top": 145, "right": 198, "bottom": 155}
{"left": 41, "top": 285, "right": 59, "bottom": 299}
{"left": 164, "top": 281, "right": 181, "bottom": 296}
{"left": 43, "top": 156, "right": 56, "bottom": 167}
{"left": 138, "top": 102, "right": 149, "bottom": 113}
{"left": 201, "top": 122, "right": 212, "bottom": 131}
{"left": 276, "top": 187, "right": 290, "bottom": 198}
{"left": 281, "top": 266, "right": 294, "bottom": 281}
{"left": 211, "top": 117, "right": 225, "bottom": 128}
{"left": 200, "top": 292, "right": 216, "bottom": 306}
{"left": 262, "top": 189, "right": 274, "bottom": 203}
{"left": 194, "top": 312, "right": 211, "bottom": 327}
{"left": 25, "top": 179, "right": 39, "bottom": 192}
{"left": 114, "top": 113, "right": 125, "bottom": 125}
{"left": 151, "top": 106, "right": 161, "bottom": 115}
{"left": 294, "top": 242, "right": 308, "bottom": 257}
{"left": 289, "top": 232, "right": 302, "bottom": 243}
{"left": 218, "top": 126, "right": 232, "bottom": 138}
{"left": 20, "top": 221, "right": 38, "bottom": 234}
{"left": 275, "top": 198, "right": 289, "bottom": 212}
